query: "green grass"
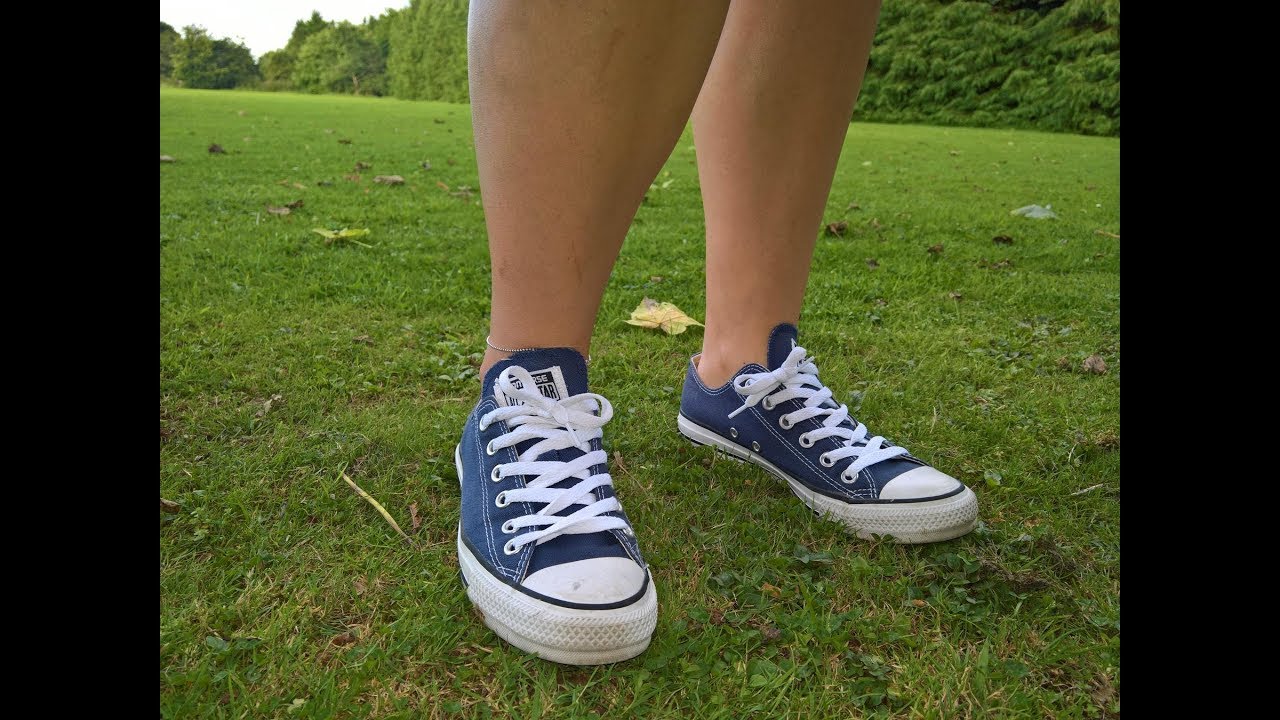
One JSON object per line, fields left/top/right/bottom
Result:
{"left": 160, "top": 87, "right": 1119, "bottom": 719}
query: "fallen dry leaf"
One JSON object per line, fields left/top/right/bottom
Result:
{"left": 266, "top": 205, "right": 291, "bottom": 216}
{"left": 1082, "top": 355, "right": 1108, "bottom": 374}
{"left": 1095, "top": 229, "right": 1120, "bottom": 239}
{"left": 354, "top": 161, "right": 372, "bottom": 171}
{"left": 331, "top": 632, "right": 357, "bottom": 647}
{"left": 993, "top": 235, "right": 1014, "bottom": 245}
{"left": 709, "top": 608, "right": 724, "bottom": 625}
{"left": 285, "top": 199, "right": 305, "bottom": 210}
{"left": 865, "top": 258, "right": 879, "bottom": 270}
{"left": 374, "top": 175, "right": 405, "bottom": 185}
{"left": 409, "top": 503, "right": 422, "bottom": 532}
{"left": 353, "top": 335, "right": 374, "bottom": 345}
{"left": 760, "top": 582, "right": 782, "bottom": 599}
{"left": 208, "top": 143, "right": 226, "bottom": 154}
{"left": 625, "top": 298, "right": 704, "bottom": 335}
{"left": 354, "top": 577, "right": 367, "bottom": 595}
{"left": 435, "top": 180, "right": 450, "bottom": 191}
{"left": 761, "top": 625, "right": 782, "bottom": 641}
{"left": 160, "top": 498, "right": 181, "bottom": 513}
{"left": 256, "top": 394, "right": 283, "bottom": 417}
{"left": 292, "top": 182, "right": 306, "bottom": 190}
{"left": 1093, "top": 431, "right": 1119, "bottom": 450}
{"left": 948, "top": 291, "right": 963, "bottom": 301}
{"left": 912, "top": 599, "right": 927, "bottom": 607}
{"left": 824, "top": 221, "right": 848, "bottom": 237}
{"left": 160, "top": 155, "right": 176, "bottom": 163}
{"left": 927, "top": 244, "right": 944, "bottom": 255}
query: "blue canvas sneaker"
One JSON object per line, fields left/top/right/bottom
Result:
{"left": 677, "top": 324, "right": 979, "bottom": 543}
{"left": 455, "top": 347, "right": 657, "bottom": 664}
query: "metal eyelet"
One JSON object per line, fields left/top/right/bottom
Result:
{"left": 751, "top": 441, "right": 761, "bottom": 452}
{"left": 490, "top": 465, "right": 503, "bottom": 482}
{"left": 729, "top": 427, "right": 738, "bottom": 438}
{"left": 503, "top": 540, "right": 519, "bottom": 555}
{"left": 762, "top": 397, "right": 774, "bottom": 410}
{"left": 820, "top": 454, "right": 835, "bottom": 468}
{"left": 502, "top": 520, "right": 515, "bottom": 534}
{"left": 841, "top": 470, "right": 856, "bottom": 484}
{"left": 495, "top": 491, "right": 509, "bottom": 507}
{"left": 485, "top": 440, "right": 497, "bottom": 456}
{"left": 779, "top": 416, "right": 793, "bottom": 430}
{"left": 799, "top": 435, "right": 814, "bottom": 448}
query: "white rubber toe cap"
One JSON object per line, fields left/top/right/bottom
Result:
{"left": 521, "top": 557, "right": 646, "bottom": 605}
{"left": 879, "top": 466, "right": 965, "bottom": 500}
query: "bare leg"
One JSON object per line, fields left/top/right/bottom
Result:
{"left": 470, "top": 0, "right": 730, "bottom": 377}
{"left": 693, "top": 0, "right": 882, "bottom": 386}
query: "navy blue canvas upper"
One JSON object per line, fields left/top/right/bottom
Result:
{"left": 458, "top": 347, "right": 645, "bottom": 587}
{"left": 680, "top": 324, "right": 940, "bottom": 503}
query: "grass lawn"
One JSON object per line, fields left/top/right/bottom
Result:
{"left": 160, "top": 87, "right": 1119, "bottom": 719}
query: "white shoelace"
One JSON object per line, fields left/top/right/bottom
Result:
{"left": 479, "top": 367, "right": 629, "bottom": 555}
{"left": 728, "top": 346, "right": 908, "bottom": 481}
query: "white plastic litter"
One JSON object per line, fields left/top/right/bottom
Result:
{"left": 1010, "top": 204, "right": 1059, "bottom": 219}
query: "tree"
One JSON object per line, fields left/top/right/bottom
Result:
{"left": 259, "top": 50, "right": 295, "bottom": 90}
{"left": 160, "top": 21, "right": 180, "bottom": 79}
{"left": 285, "top": 11, "right": 331, "bottom": 54}
{"left": 293, "top": 22, "right": 386, "bottom": 95}
{"left": 388, "top": 0, "right": 468, "bottom": 102}
{"left": 171, "top": 26, "right": 259, "bottom": 89}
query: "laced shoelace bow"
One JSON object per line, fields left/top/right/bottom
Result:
{"left": 728, "top": 346, "right": 908, "bottom": 482}
{"left": 479, "top": 367, "right": 630, "bottom": 555}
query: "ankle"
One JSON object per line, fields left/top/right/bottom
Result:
{"left": 478, "top": 341, "right": 592, "bottom": 381}
{"left": 695, "top": 351, "right": 756, "bottom": 388}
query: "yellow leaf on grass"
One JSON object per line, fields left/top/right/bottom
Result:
{"left": 625, "top": 297, "right": 703, "bottom": 335}
{"left": 312, "top": 228, "right": 372, "bottom": 248}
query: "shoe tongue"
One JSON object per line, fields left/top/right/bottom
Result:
{"left": 766, "top": 323, "right": 801, "bottom": 370}
{"left": 484, "top": 347, "right": 588, "bottom": 406}
{"left": 483, "top": 346, "right": 625, "bottom": 576}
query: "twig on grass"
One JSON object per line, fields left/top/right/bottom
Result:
{"left": 1070, "top": 483, "right": 1105, "bottom": 496}
{"left": 342, "top": 471, "right": 418, "bottom": 549}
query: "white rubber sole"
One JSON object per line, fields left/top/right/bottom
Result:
{"left": 454, "top": 446, "right": 658, "bottom": 665}
{"left": 677, "top": 414, "right": 979, "bottom": 544}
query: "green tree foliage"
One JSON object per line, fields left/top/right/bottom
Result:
{"left": 160, "top": 21, "right": 180, "bottom": 79}
{"left": 366, "top": 8, "right": 401, "bottom": 61}
{"left": 858, "top": 0, "right": 1119, "bottom": 135}
{"left": 259, "top": 50, "right": 295, "bottom": 91}
{"left": 258, "top": 11, "right": 333, "bottom": 91}
{"left": 171, "top": 26, "right": 260, "bottom": 89}
{"left": 387, "top": 0, "right": 469, "bottom": 102}
{"left": 294, "top": 22, "right": 387, "bottom": 96}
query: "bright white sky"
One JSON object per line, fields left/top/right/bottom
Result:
{"left": 160, "top": 1, "right": 412, "bottom": 60}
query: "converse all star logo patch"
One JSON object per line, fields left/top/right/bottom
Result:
{"left": 496, "top": 366, "right": 570, "bottom": 407}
